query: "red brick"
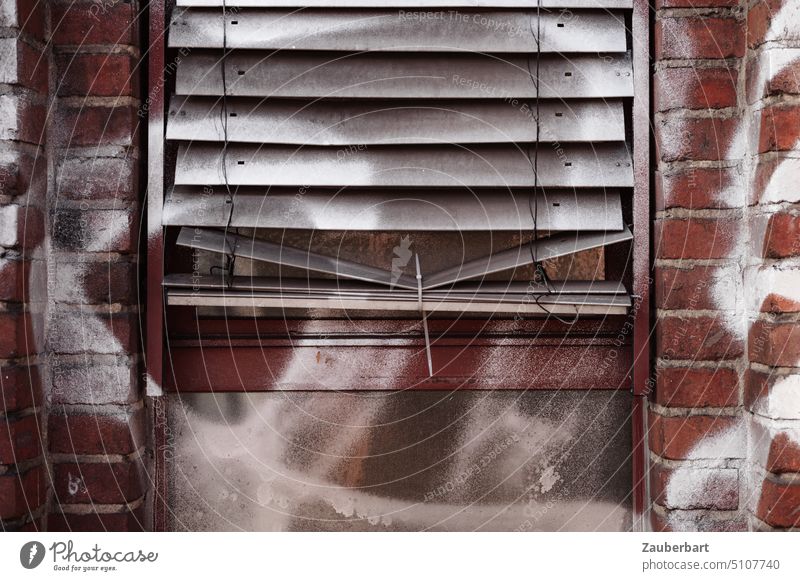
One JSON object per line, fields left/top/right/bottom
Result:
{"left": 0, "top": 366, "right": 42, "bottom": 413}
{"left": 0, "top": 466, "right": 47, "bottom": 519}
{"left": 748, "top": 0, "right": 796, "bottom": 48}
{"left": 650, "top": 510, "right": 747, "bottom": 532}
{"left": 1, "top": 205, "right": 45, "bottom": 250}
{"left": 656, "top": 116, "right": 740, "bottom": 162}
{"left": 49, "top": 408, "right": 145, "bottom": 455}
{"left": 48, "top": 507, "right": 145, "bottom": 532}
{"left": 656, "top": 366, "right": 739, "bottom": 408}
{"left": 655, "top": 0, "right": 738, "bottom": 6}
{"left": 649, "top": 412, "right": 741, "bottom": 460}
{"left": 656, "top": 17, "right": 745, "bottom": 60}
{"left": 654, "top": 67, "right": 738, "bottom": 111}
{"left": 651, "top": 462, "right": 738, "bottom": 509}
{"left": 747, "top": 52, "right": 800, "bottom": 103}
{"left": 749, "top": 320, "right": 800, "bottom": 367}
{"left": 0, "top": 0, "right": 47, "bottom": 40}
{"left": 751, "top": 155, "right": 800, "bottom": 205}
{"left": 55, "top": 106, "right": 138, "bottom": 147}
{"left": 56, "top": 155, "right": 138, "bottom": 202}
{"left": 3, "top": 95, "right": 47, "bottom": 146}
{"left": 52, "top": 260, "right": 136, "bottom": 304}
{"left": 756, "top": 478, "right": 800, "bottom": 527}
{"left": 0, "top": 259, "right": 25, "bottom": 302}
{"left": 656, "top": 167, "right": 742, "bottom": 210}
{"left": 0, "top": 312, "right": 36, "bottom": 358}
{"left": 658, "top": 316, "right": 744, "bottom": 361}
{"left": 1, "top": 38, "right": 48, "bottom": 94}
{"left": 0, "top": 147, "right": 47, "bottom": 202}
{"left": 765, "top": 432, "right": 800, "bottom": 474}
{"left": 51, "top": 2, "right": 137, "bottom": 46}
{"left": 763, "top": 59, "right": 800, "bottom": 97}
{"left": 762, "top": 212, "right": 800, "bottom": 258}
{"left": 48, "top": 311, "right": 138, "bottom": 355}
{"left": 655, "top": 265, "right": 733, "bottom": 310}
{"left": 745, "top": 369, "right": 800, "bottom": 419}
{"left": 761, "top": 293, "right": 800, "bottom": 314}
{"left": 655, "top": 217, "right": 740, "bottom": 260}
{"left": 53, "top": 461, "right": 144, "bottom": 504}
{"left": 0, "top": 413, "right": 42, "bottom": 464}
{"left": 758, "top": 105, "right": 800, "bottom": 153}
{"left": 51, "top": 207, "right": 137, "bottom": 253}
{"left": 50, "top": 361, "right": 138, "bottom": 406}
{"left": 85, "top": 261, "right": 136, "bottom": 304}
{"left": 56, "top": 53, "right": 136, "bottom": 97}
{"left": 745, "top": 369, "right": 767, "bottom": 413}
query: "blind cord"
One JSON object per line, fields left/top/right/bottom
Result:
{"left": 527, "top": 5, "right": 579, "bottom": 325}
{"left": 215, "top": 0, "right": 237, "bottom": 288}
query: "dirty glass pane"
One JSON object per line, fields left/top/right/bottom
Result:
{"left": 166, "top": 390, "right": 632, "bottom": 531}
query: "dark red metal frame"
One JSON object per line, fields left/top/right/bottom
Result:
{"left": 146, "top": 0, "right": 167, "bottom": 533}
{"left": 147, "top": 0, "right": 652, "bottom": 531}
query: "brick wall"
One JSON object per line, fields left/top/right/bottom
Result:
{"left": 653, "top": 0, "right": 800, "bottom": 530}
{"left": 0, "top": 0, "right": 49, "bottom": 531}
{"left": 0, "top": 0, "right": 145, "bottom": 532}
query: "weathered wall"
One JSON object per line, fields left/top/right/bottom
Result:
{"left": 652, "top": 0, "right": 800, "bottom": 530}
{"left": 0, "top": 0, "right": 48, "bottom": 532}
{"left": 0, "top": 0, "right": 145, "bottom": 531}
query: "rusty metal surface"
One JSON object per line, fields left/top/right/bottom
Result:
{"left": 169, "top": 9, "right": 626, "bottom": 53}
{"left": 176, "top": 52, "right": 634, "bottom": 99}
{"left": 174, "top": 143, "right": 634, "bottom": 188}
{"left": 167, "top": 97, "right": 626, "bottom": 144}
{"left": 163, "top": 188, "right": 624, "bottom": 231}
{"left": 165, "top": 390, "right": 633, "bottom": 531}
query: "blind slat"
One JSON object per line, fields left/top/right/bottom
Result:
{"left": 163, "top": 274, "right": 628, "bottom": 295}
{"left": 176, "top": 52, "right": 634, "bottom": 99}
{"left": 166, "top": 288, "right": 631, "bottom": 315}
{"left": 174, "top": 143, "right": 634, "bottom": 188}
{"left": 167, "top": 97, "right": 626, "bottom": 144}
{"left": 163, "top": 188, "right": 624, "bottom": 231}
{"left": 169, "top": 8, "right": 626, "bottom": 53}
{"left": 422, "top": 226, "right": 632, "bottom": 288}
{"left": 176, "top": 0, "right": 634, "bottom": 9}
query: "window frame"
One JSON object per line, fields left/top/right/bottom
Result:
{"left": 146, "top": 0, "right": 651, "bottom": 531}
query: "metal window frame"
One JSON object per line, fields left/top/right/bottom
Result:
{"left": 147, "top": 0, "right": 651, "bottom": 531}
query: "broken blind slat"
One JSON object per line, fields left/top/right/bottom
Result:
{"left": 168, "top": 9, "right": 626, "bottom": 53}
{"left": 174, "top": 143, "right": 634, "bottom": 188}
{"left": 175, "top": 52, "right": 634, "bottom": 99}
{"left": 162, "top": 189, "right": 624, "bottom": 231}
{"left": 166, "top": 97, "right": 626, "bottom": 144}
{"left": 176, "top": 226, "right": 633, "bottom": 289}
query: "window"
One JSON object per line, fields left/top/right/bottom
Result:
{"left": 147, "top": 0, "right": 651, "bottom": 530}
